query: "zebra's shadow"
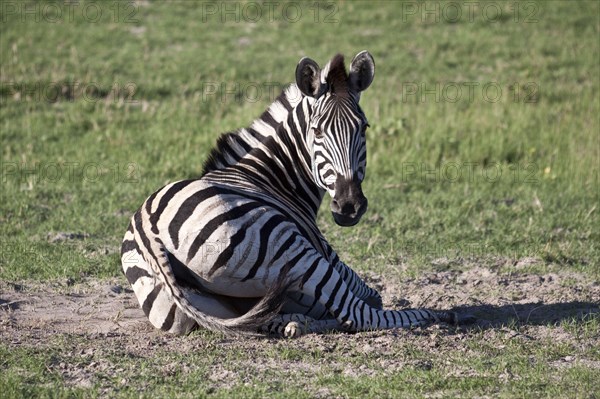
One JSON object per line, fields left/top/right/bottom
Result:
{"left": 450, "top": 301, "right": 599, "bottom": 330}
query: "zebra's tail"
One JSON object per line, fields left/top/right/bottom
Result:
{"left": 146, "top": 234, "right": 290, "bottom": 336}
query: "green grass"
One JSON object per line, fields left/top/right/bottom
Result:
{"left": 1, "top": 0, "right": 599, "bottom": 397}
{"left": 1, "top": 326, "right": 598, "bottom": 398}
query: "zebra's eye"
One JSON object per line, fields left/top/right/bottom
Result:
{"left": 313, "top": 128, "right": 323, "bottom": 138}
{"left": 361, "top": 124, "right": 369, "bottom": 136}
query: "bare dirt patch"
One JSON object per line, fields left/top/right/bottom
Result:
{"left": 2, "top": 264, "right": 596, "bottom": 338}
{"left": 1, "top": 263, "right": 598, "bottom": 394}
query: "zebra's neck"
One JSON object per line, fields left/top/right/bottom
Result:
{"left": 201, "top": 84, "right": 325, "bottom": 220}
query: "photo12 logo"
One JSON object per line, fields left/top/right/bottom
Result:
{"left": 201, "top": 81, "right": 297, "bottom": 104}
{"left": 401, "top": 82, "right": 539, "bottom": 104}
{"left": 1, "top": 162, "right": 140, "bottom": 185}
{"left": 199, "top": 2, "right": 339, "bottom": 23}
{"left": 1, "top": 1, "right": 139, "bottom": 23}
{"left": 1, "top": 81, "right": 138, "bottom": 104}
{"left": 398, "top": 241, "right": 532, "bottom": 259}
{"left": 399, "top": 161, "right": 539, "bottom": 184}
{"left": 400, "top": 1, "right": 539, "bottom": 24}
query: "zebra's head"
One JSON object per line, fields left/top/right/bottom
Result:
{"left": 295, "top": 51, "right": 375, "bottom": 227}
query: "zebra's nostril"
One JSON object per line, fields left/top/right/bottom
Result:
{"left": 341, "top": 202, "right": 355, "bottom": 215}
{"left": 331, "top": 198, "right": 356, "bottom": 215}
{"left": 331, "top": 199, "right": 340, "bottom": 212}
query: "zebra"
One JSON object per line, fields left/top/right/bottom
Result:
{"left": 121, "top": 51, "right": 463, "bottom": 337}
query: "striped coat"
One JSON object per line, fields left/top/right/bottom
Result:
{"left": 121, "top": 52, "right": 460, "bottom": 336}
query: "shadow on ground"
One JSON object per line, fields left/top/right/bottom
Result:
{"left": 453, "top": 301, "right": 600, "bottom": 329}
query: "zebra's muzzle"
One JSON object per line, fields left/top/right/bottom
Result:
{"left": 330, "top": 175, "right": 368, "bottom": 227}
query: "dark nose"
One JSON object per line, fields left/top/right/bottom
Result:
{"left": 331, "top": 196, "right": 367, "bottom": 216}
{"left": 331, "top": 174, "right": 368, "bottom": 219}
{"left": 331, "top": 199, "right": 358, "bottom": 215}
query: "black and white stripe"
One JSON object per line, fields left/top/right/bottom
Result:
{"left": 121, "top": 51, "right": 458, "bottom": 336}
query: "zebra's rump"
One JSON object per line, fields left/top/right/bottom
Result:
{"left": 139, "top": 178, "right": 313, "bottom": 298}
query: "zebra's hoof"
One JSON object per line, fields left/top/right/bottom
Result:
{"left": 437, "top": 311, "right": 477, "bottom": 325}
{"left": 340, "top": 320, "right": 355, "bottom": 331}
{"left": 283, "top": 321, "right": 305, "bottom": 338}
{"left": 435, "top": 311, "right": 459, "bottom": 325}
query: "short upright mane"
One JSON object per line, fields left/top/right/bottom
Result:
{"left": 325, "top": 54, "right": 349, "bottom": 98}
{"left": 201, "top": 131, "right": 247, "bottom": 176}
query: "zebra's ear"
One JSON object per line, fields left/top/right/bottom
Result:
{"left": 296, "top": 57, "right": 324, "bottom": 98}
{"left": 349, "top": 50, "right": 375, "bottom": 93}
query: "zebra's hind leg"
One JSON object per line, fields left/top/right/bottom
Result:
{"left": 122, "top": 227, "right": 243, "bottom": 335}
{"left": 262, "top": 314, "right": 343, "bottom": 338}
{"left": 122, "top": 238, "right": 197, "bottom": 334}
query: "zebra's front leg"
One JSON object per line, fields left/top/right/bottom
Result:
{"left": 262, "top": 309, "right": 458, "bottom": 338}
{"left": 297, "top": 257, "right": 455, "bottom": 332}
{"left": 323, "top": 243, "right": 383, "bottom": 309}
{"left": 332, "top": 258, "right": 382, "bottom": 309}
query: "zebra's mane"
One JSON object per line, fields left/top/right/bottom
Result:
{"left": 201, "top": 84, "right": 306, "bottom": 176}
{"left": 323, "top": 54, "right": 350, "bottom": 98}
{"left": 201, "top": 54, "right": 350, "bottom": 177}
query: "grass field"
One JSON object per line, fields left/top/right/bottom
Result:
{"left": 1, "top": 1, "right": 599, "bottom": 398}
